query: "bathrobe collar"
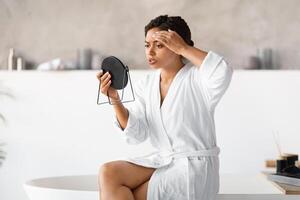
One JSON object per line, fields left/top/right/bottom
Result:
{"left": 151, "top": 63, "right": 191, "bottom": 150}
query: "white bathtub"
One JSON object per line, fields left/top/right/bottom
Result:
{"left": 23, "top": 175, "right": 99, "bottom": 200}
{"left": 24, "top": 174, "right": 298, "bottom": 200}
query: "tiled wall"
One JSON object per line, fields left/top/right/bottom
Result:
{"left": 1, "top": 0, "right": 300, "bottom": 69}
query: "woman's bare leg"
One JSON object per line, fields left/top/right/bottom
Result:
{"left": 98, "top": 161, "right": 155, "bottom": 200}
{"left": 132, "top": 180, "right": 150, "bottom": 200}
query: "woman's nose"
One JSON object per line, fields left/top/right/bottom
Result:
{"left": 147, "top": 46, "right": 155, "bottom": 56}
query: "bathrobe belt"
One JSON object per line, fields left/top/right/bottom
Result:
{"left": 129, "top": 147, "right": 220, "bottom": 168}
{"left": 158, "top": 146, "right": 220, "bottom": 160}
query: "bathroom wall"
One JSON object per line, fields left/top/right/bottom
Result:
{"left": 1, "top": 0, "right": 300, "bottom": 70}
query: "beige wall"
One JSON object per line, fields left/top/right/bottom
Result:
{"left": 1, "top": 0, "right": 300, "bottom": 70}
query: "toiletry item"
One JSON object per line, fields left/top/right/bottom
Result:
{"left": 8, "top": 48, "right": 16, "bottom": 70}
{"left": 248, "top": 56, "right": 260, "bottom": 69}
{"left": 281, "top": 154, "right": 299, "bottom": 167}
{"left": 17, "top": 57, "right": 24, "bottom": 71}
{"left": 257, "top": 48, "right": 273, "bottom": 69}
{"left": 276, "top": 159, "right": 288, "bottom": 173}
{"left": 266, "top": 153, "right": 300, "bottom": 187}
{"left": 76, "top": 48, "right": 92, "bottom": 70}
{"left": 276, "top": 154, "right": 300, "bottom": 177}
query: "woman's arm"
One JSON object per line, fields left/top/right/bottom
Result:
{"left": 180, "top": 46, "right": 208, "bottom": 67}
{"left": 96, "top": 71, "right": 129, "bottom": 130}
{"left": 111, "top": 99, "right": 129, "bottom": 130}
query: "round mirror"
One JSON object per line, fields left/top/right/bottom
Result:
{"left": 101, "top": 56, "right": 128, "bottom": 90}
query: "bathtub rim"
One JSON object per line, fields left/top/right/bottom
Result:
{"left": 23, "top": 174, "right": 99, "bottom": 192}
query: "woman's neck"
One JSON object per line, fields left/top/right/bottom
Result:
{"left": 160, "top": 60, "right": 185, "bottom": 83}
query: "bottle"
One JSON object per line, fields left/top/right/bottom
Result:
{"left": 76, "top": 48, "right": 92, "bottom": 70}
{"left": 8, "top": 48, "right": 16, "bottom": 70}
{"left": 17, "top": 57, "right": 24, "bottom": 71}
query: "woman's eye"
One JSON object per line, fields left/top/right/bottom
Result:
{"left": 157, "top": 44, "right": 163, "bottom": 48}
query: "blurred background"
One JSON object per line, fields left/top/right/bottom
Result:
{"left": 1, "top": 0, "right": 300, "bottom": 71}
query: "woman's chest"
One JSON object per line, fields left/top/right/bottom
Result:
{"left": 146, "top": 77, "right": 208, "bottom": 118}
{"left": 159, "top": 82, "right": 172, "bottom": 106}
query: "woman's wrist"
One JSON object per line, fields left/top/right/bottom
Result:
{"left": 180, "top": 46, "right": 208, "bottom": 66}
{"left": 109, "top": 92, "right": 120, "bottom": 101}
{"left": 110, "top": 98, "right": 120, "bottom": 104}
{"left": 110, "top": 94, "right": 122, "bottom": 105}
{"left": 179, "top": 45, "right": 192, "bottom": 57}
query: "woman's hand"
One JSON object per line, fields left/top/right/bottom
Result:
{"left": 96, "top": 70, "right": 119, "bottom": 101}
{"left": 154, "top": 29, "right": 208, "bottom": 66}
{"left": 152, "top": 29, "right": 189, "bottom": 55}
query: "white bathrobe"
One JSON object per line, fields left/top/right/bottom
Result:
{"left": 114, "top": 51, "right": 233, "bottom": 200}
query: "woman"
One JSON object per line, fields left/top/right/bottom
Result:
{"left": 97, "top": 15, "right": 233, "bottom": 200}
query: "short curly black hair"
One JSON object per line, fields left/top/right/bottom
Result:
{"left": 145, "top": 15, "right": 194, "bottom": 47}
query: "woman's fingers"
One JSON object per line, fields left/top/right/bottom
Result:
{"left": 157, "top": 36, "right": 169, "bottom": 44}
{"left": 99, "top": 72, "right": 108, "bottom": 81}
{"left": 96, "top": 70, "right": 103, "bottom": 80}
{"left": 96, "top": 70, "right": 103, "bottom": 76}
{"left": 100, "top": 73, "right": 112, "bottom": 94}
{"left": 153, "top": 30, "right": 187, "bottom": 55}
{"left": 153, "top": 32, "right": 171, "bottom": 45}
{"left": 101, "top": 80, "right": 111, "bottom": 93}
{"left": 99, "top": 72, "right": 110, "bottom": 82}
{"left": 153, "top": 35, "right": 169, "bottom": 46}
{"left": 153, "top": 31, "right": 171, "bottom": 41}
{"left": 97, "top": 71, "right": 117, "bottom": 97}
{"left": 96, "top": 71, "right": 111, "bottom": 82}
{"left": 154, "top": 30, "right": 179, "bottom": 40}
{"left": 153, "top": 31, "right": 171, "bottom": 38}
{"left": 101, "top": 74, "right": 111, "bottom": 87}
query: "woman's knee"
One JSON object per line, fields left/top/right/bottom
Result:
{"left": 98, "top": 161, "right": 122, "bottom": 186}
{"left": 99, "top": 160, "right": 155, "bottom": 190}
{"left": 133, "top": 180, "right": 149, "bottom": 200}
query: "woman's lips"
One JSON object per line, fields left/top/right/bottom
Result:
{"left": 148, "top": 58, "right": 157, "bottom": 65}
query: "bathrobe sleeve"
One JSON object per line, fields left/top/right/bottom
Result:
{"left": 113, "top": 78, "right": 149, "bottom": 145}
{"left": 193, "top": 51, "right": 233, "bottom": 110}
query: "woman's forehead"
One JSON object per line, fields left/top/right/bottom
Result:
{"left": 145, "top": 27, "right": 161, "bottom": 42}
{"left": 145, "top": 38, "right": 158, "bottom": 43}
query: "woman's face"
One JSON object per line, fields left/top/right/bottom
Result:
{"left": 145, "top": 27, "right": 181, "bottom": 69}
